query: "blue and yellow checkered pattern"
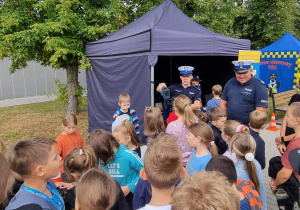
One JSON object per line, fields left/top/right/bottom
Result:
{"left": 261, "top": 51, "right": 300, "bottom": 59}
{"left": 261, "top": 51, "right": 300, "bottom": 88}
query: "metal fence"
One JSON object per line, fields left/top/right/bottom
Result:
{"left": 0, "top": 58, "right": 87, "bottom": 100}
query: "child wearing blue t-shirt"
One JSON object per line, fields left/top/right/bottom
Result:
{"left": 87, "top": 129, "right": 143, "bottom": 209}
{"left": 186, "top": 122, "right": 218, "bottom": 174}
{"left": 206, "top": 84, "right": 222, "bottom": 118}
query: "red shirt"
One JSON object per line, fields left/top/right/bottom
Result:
{"left": 282, "top": 137, "right": 300, "bottom": 181}
{"left": 166, "top": 111, "right": 178, "bottom": 124}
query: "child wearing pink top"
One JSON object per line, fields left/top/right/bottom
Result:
{"left": 166, "top": 95, "right": 197, "bottom": 166}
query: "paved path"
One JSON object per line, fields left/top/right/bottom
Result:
{"left": 0, "top": 95, "right": 57, "bottom": 108}
{"left": 260, "top": 124, "right": 281, "bottom": 210}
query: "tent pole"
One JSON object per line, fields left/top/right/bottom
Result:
{"left": 151, "top": 66, "right": 154, "bottom": 107}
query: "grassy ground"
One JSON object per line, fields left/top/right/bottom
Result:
{"left": 0, "top": 96, "right": 285, "bottom": 150}
{"left": 0, "top": 98, "right": 89, "bottom": 149}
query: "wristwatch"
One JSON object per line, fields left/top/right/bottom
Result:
{"left": 281, "top": 136, "right": 285, "bottom": 143}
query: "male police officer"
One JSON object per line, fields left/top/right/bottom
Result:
{"left": 157, "top": 66, "right": 202, "bottom": 109}
{"left": 220, "top": 60, "right": 268, "bottom": 124}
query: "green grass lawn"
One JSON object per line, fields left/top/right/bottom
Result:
{"left": 0, "top": 98, "right": 89, "bottom": 149}
{"left": 0, "top": 96, "right": 285, "bottom": 151}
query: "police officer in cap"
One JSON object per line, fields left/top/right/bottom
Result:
{"left": 191, "top": 75, "right": 202, "bottom": 98}
{"left": 157, "top": 66, "right": 202, "bottom": 109}
{"left": 220, "top": 60, "right": 268, "bottom": 125}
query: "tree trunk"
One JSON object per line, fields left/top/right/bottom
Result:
{"left": 66, "top": 63, "right": 79, "bottom": 115}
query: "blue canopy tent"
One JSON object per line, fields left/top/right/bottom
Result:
{"left": 260, "top": 31, "right": 300, "bottom": 93}
{"left": 85, "top": 0, "right": 250, "bottom": 132}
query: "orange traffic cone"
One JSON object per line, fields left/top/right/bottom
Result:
{"left": 266, "top": 113, "right": 280, "bottom": 131}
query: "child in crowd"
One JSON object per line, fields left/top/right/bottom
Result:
{"left": 171, "top": 171, "right": 240, "bottom": 210}
{"left": 193, "top": 109, "right": 209, "bottom": 124}
{"left": 206, "top": 155, "right": 262, "bottom": 210}
{"left": 139, "top": 133, "right": 185, "bottom": 209}
{"left": 269, "top": 102, "right": 300, "bottom": 210}
{"left": 209, "top": 107, "right": 228, "bottom": 155}
{"left": 142, "top": 107, "right": 165, "bottom": 144}
{"left": 87, "top": 129, "right": 143, "bottom": 209}
{"left": 133, "top": 134, "right": 181, "bottom": 210}
{"left": 55, "top": 114, "right": 85, "bottom": 179}
{"left": 231, "top": 132, "right": 267, "bottom": 210}
{"left": 249, "top": 110, "right": 267, "bottom": 169}
{"left": 206, "top": 84, "right": 222, "bottom": 118}
{"left": 6, "top": 138, "right": 64, "bottom": 210}
{"left": 113, "top": 93, "right": 140, "bottom": 135}
{"left": 113, "top": 120, "right": 147, "bottom": 159}
{"left": 0, "top": 153, "right": 14, "bottom": 210}
{"left": 186, "top": 122, "right": 218, "bottom": 174}
{"left": 222, "top": 120, "right": 249, "bottom": 163}
{"left": 166, "top": 95, "right": 196, "bottom": 166}
{"left": 75, "top": 168, "right": 117, "bottom": 210}
{"left": 62, "top": 146, "right": 128, "bottom": 210}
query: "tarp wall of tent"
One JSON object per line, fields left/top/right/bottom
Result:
{"left": 87, "top": 55, "right": 150, "bottom": 132}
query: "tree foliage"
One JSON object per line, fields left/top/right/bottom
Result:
{"left": 175, "top": 0, "right": 245, "bottom": 38}
{"left": 0, "top": 0, "right": 130, "bottom": 114}
{"left": 241, "top": 0, "right": 299, "bottom": 49}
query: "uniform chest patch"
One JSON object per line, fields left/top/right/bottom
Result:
{"left": 175, "top": 90, "right": 182, "bottom": 92}
{"left": 189, "top": 92, "right": 195, "bottom": 95}
{"left": 241, "top": 87, "right": 253, "bottom": 96}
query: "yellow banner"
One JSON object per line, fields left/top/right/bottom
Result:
{"left": 238, "top": 51, "right": 261, "bottom": 63}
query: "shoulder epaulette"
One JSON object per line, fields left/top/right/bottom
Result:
{"left": 254, "top": 77, "right": 265, "bottom": 85}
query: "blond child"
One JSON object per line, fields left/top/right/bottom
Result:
{"left": 6, "top": 138, "right": 64, "bottom": 210}
{"left": 142, "top": 107, "right": 165, "bottom": 144}
{"left": 186, "top": 122, "right": 218, "bottom": 174}
{"left": 75, "top": 168, "right": 117, "bottom": 210}
{"left": 206, "top": 84, "right": 222, "bottom": 117}
{"left": 87, "top": 129, "right": 143, "bottom": 209}
{"left": 232, "top": 132, "right": 267, "bottom": 210}
{"left": 209, "top": 107, "right": 227, "bottom": 155}
{"left": 139, "top": 133, "right": 185, "bottom": 209}
{"left": 166, "top": 95, "right": 197, "bottom": 166}
{"left": 113, "top": 93, "right": 140, "bottom": 135}
{"left": 55, "top": 114, "right": 85, "bottom": 176}
{"left": 171, "top": 171, "right": 240, "bottom": 210}
{"left": 113, "top": 120, "right": 147, "bottom": 159}
{"left": 249, "top": 110, "right": 268, "bottom": 169}
{"left": 222, "top": 120, "right": 249, "bottom": 163}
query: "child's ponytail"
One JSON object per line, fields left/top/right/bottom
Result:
{"left": 231, "top": 132, "right": 260, "bottom": 194}
{"left": 174, "top": 95, "right": 196, "bottom": 127}
{"left": 114, "top": 120, "right": 143, "bottom": 146}
{"left": 245, "top": 160, "right": 260, "bottom": 194}
{"left": 188, "top": 122, "right": 218, "bottom": 157}
{"left": 144, "top": 107, "right": 165, "bottom": 136}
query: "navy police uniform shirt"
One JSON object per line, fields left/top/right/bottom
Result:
{"left": 168, "top": 83, "right": 201, "bottom": 103}
{"left": 193, "top": 84, "right": 202, "bottom": 98}
{"left": 221, "top": 77, "right": 268, "bottom": 125}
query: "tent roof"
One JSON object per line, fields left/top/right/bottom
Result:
{"left": 86, "top": 0, "right": 250, "bottom": 58}
{"left": 260, "top": 31, "right": 300, "bottom": 52}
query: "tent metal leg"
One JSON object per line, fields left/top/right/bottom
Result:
{"left": 151, "top": 66, "right": 154, "bottom": 107}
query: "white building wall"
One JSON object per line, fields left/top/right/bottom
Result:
{"left": 0, "top": 58, "right": 87, "bottom": 100}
